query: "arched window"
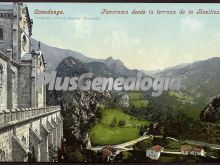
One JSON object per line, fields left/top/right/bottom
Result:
{"left": 22, "top": 34, "right": 27, "bottom": 51}
{"left": 0, "top": 64, "right": 3, "bottom": 89}
{"left": 0, "top": 27, "right": 3, "bottom": 41}
{"left": 21, "top": 136, "right": 27, "bottom": 145}
{"left": 11, "top": 70, "right": 16, "bottom": 94}
{"left": 1, "top": 151, "right": 5, "bottom": 161}
{"left": 0, "top": 149, "right": 5, "bottom": 161}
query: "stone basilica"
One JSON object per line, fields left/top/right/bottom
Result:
{"left": 0, "top": 3, "right": 63, "bottom": 162}
{"left": 0, "top": 3, "right": 46, "bottom": 109}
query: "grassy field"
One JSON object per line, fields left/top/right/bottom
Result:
{"left": 128, "top": 91, "right": 143, "bottom": 101}
{"left": 169, "top": 91, "right": 194, "bottom": 104}
{"left": 130, "top": 100, "right": 149, "bottom": 109}
{"left": 89, "top": 108, "right": 150, "bottom": 146}
{"left": 181, "top": 108, "right": 202, "bottom": 120}
{"left": 128, "top": 91, "right": 149, "bottom": 109}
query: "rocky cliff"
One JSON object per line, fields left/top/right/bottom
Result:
{"left": 46, "top": 57, "right": 111, "bottom": 148}
{"left": 200, "top": 97, "right": 220, "bottom": 122}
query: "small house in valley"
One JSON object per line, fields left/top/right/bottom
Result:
{"left": 146, "top": 145, "right": 164, "bottom": 160}
{"left": 181, "top": 145, "right": 205, "bottom": 156}
{"left": 98, "top": 146, "right": 118, "bottom": 162}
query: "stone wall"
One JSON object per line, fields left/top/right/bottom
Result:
{"left": 18, "top": 63, "right": 32, "bottom": 108}
{"left": 0, "top": 105, "right": 63, "bottom": 162}
{"left": 0, "top": 129, "right": 13, "bottom": 161}
{"left": 7, "top": 63, "right": 18, "bottom": 109}
{"left": 0, "top": 12, "right": 13, "bottom": 55}
{"left": 0, "top": 3, "right": 46, "bottom": 111}
{"left": 0, "top": 52, "right": 31, "bottom": 110}
{"left": 0, "top": 55, "right": 7, "bottom": 110}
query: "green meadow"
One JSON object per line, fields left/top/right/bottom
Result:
{"left": 89, "top": 108, "right": 150, "bottom": 146}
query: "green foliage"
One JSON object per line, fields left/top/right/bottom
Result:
{"left": 134, "top": 139, "right": 153, "bottom": 151}
{"left": 121, "top": 151, "right": 133, "bottom": 161}
{"left": 72, "top": 149, "right": 85, "bottom": 162}
{"left": 95, "top": 106, "right": 103, "bottom": 123}
{"left": 139, "top": 125, "right": 148, "bottom": 136}
{"left": 90, "top": 124, "right": 140, "bottom": 145}
{"left": 118, "top": 119, "right": 126, "bottom": 126}
{"left": 89, "top": 108, "right": 150, "bottom": 145}
{"left": 130, "top": 100, "right": 149, "bottom": 109}
{"left": 169, "top": 91, "right": 194, "bottom": 104}
{"left": 128, "top": 91, "right": 149, "bottom": 109}
{"left": 152, "top": 137, "right": 169, "bottom": 146}
{"left": 100, "top": 109, "right": 150, "bottom": 126}
{"left": 110, "top": 117, "right": 118, "bottom": 127}
{"left": 49, "top": 144, "right": 58, "bottom": 162}
{"left": 128, "top": 92, "right": 143, "bottom": 100}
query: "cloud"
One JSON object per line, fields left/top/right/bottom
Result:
{"left": 103, "top": 30, "right": 141, "bottom": 56}
{"left": 181, "top": 17, "right": 204, "bottom": 34}
{"left": 73, "top": 17, "right": 93, "bottom": 36}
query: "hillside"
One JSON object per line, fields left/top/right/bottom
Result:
{"left": 156, "top": 57, "right": 220, "bottom": 102}
{"left": 31, "top": 39, "right": 139, "bottom": 77}
{"left": 31, "top": 39, "right": 100, "bottom": 71}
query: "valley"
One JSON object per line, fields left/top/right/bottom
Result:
{"left": 89, "top": 108, "right": 150, "bottom": 146}
{"left": 41, "top": 39, "right": 220, "bottom": 162}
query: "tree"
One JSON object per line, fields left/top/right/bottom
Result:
{"left": 175, "top": 155, "right": 183, "bottom": 163}
{"left": 73, "top": 149, "right": 85, "bottom": 162}
{"left": 96, "top": 107, "right": 103, "bottom": 122}
{"left": 49, "top": 144, "right": 58, "bottom": 162}
{"left": 134, "top": 139, "right": 153, "bottom": 151}
{"left": 110, "top": 117, "right": 118, "bottom": 127}
{"left": 122, "top": 151, "right": 132, "bottom": 161}
{"left": 216, "top": 150, "right": 220, "bottom": 160}
{"left": 203, "top": 145, "right": 211, "bottom": 157}
{"left": 118, "top": 120, "right": 126, "bottom": 126}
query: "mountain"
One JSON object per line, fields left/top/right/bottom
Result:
{"left": 31, "top": 39, "right": 139, "bottom": 77}
{"left": 56, "top": 56, "right": 89, "bottom": 77}
{"left": 86, "top": 61, "right": 120, "bottom": 78}
{"left": 156, "top": 57, "right": 220, "bottom": 102}
{"left": 103, "top": 57, "right": 127, "bottom": 73}
{"left": 31, "top": 39, "right": 220, "bottom": 102}
{"left": 31, "top": 39, "right": 101, "bottom": 71}
{"left": 141, "top": 69, "right": 161, "bottom": 77}
{"left": 103, "top": 56, "right": 141, "bottom": 77}
{"left": 56, "top": 56, "right": 120, "bottom": 78}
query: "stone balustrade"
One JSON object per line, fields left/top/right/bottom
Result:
{"left": 0, "top": 106, "right": 60, "bottom": 125}
{"left": 0, "top": 106, "right": 63, "bottom": 162}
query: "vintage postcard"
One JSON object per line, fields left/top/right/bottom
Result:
{"left": 0, "top": 1, "right": 220, "bottom": 163}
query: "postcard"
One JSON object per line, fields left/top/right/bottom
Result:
{"left": 0, "top": 1, "right": 220, "bottom": 163}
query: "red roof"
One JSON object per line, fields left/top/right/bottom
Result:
{"left": 193, "top": 147, "right": 203, "bottom": 152}
{"left": 103, "top": 146, "right": 117, "bottom": 153}
{"left": 181, "top": 145, "right": 203, "bottom": 152}
{"left": 102, "top": 149, "right": 112, "bottom": 157}
{"left": 181, "top": 145, "right": 193, "bottom": 151}
{"left": 100, "top": 146, "right": 117, "bottom": 158}
{"left": 150, "top": 145, "right": 163, "bottom": 152}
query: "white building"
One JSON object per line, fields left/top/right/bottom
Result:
{"left": 181, "top": 145, "right": 205, "bottom": 156}
{"left": 146, "top": 145, "right": 164, "bottom": 160}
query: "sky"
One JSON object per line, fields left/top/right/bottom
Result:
{"left": 26, "top": 3, "right": 220, "bottom": 71}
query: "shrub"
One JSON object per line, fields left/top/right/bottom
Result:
{"left": 118, "top": 120, "right": 126, "bottom": 126}
{"left": 110, "top": 117, "right": 118, "bottom": 127}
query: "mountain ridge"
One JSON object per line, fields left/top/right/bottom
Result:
{"left": 31, "top": 39, "right": 220, "bottom": 102}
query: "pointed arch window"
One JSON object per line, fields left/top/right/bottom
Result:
{"left": 0, "top": 149, "right": 5, "bottom": 161}
{"left": 0, "top": 64, "right": 3, "bottom": 89}
{"left": 0, "top": 28, "right": 3, "bottom": 41}
{"left": 0, "top": 25, "right": 5, "bottom": 41}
